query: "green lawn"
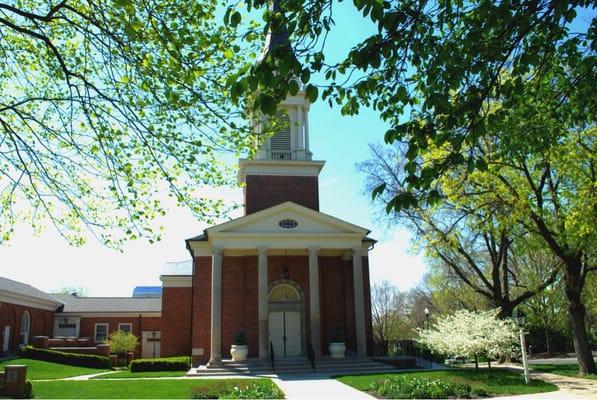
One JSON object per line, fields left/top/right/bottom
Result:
{"left": 91, "top": 369, "right": 187, "bottom": 379}
{"left": 0, "top": 358, "right": 110, "bottom": 380}
{"left": 32, "top": 379, "right": 284, "bottom": 399}
{"left": 530, "top": 363, "right": 597, "bottom": 380}
{"left": 337, "top": 368, "right": 558, "bottom": 398}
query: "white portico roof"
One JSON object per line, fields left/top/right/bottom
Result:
{"left": 186, "top": 201, "right": 374, "bottom": 256}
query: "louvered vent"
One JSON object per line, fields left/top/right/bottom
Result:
{"left": 271, "top": 112, "right": 291, "bottom": 152}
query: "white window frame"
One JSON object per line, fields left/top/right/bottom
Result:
{"left": 118, "top": 323, "right": 132, "bottom": 334}
{"left": 94, "top": 323, "right": 109, "bottom": 343}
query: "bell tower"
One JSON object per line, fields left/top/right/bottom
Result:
{"left": 238, "top": 89, "right": 325, "bottom": 215}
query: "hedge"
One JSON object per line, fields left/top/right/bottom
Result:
{"left": 129, "top": 356, "right": 190, "bottom": 372}
{"left": 19, "top": 346, "right": 111, "bottom": 369}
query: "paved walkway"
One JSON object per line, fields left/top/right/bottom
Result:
{"left": 493, "top": 365, "right": 597, "bottom": 400}
{"left": 273, "top": 373, "right": 373, "bottom": 399}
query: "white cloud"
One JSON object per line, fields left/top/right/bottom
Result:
{"left": 368, "top": 229, "right": 428, "bottom": 291}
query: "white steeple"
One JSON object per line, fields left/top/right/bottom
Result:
{"left": 253, "top": 88, "right": 313, "bottom": 161}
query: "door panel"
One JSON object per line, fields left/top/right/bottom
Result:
{"left": 141, "top": 331, "right": 161, "bottom": 358}
{"left": 285, "top": 312, "right": 301, "bottom": 356}
{"left": 268, "top": 312, "right": 285, "bottom": 356}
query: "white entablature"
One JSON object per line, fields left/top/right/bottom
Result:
{"left": 186, "top": 201, "right": 373, "bottom": 256}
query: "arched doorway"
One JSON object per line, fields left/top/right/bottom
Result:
{"left": 268, "top": 280, "right": 305, "bottom": 357}
{"left": 20, "top": 311, "right": 30, "bottom": 346}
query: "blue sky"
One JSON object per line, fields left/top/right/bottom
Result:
{"left": 0, "top": 2, "right": 427, "bottom": 296}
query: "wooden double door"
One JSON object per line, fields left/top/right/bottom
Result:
{"left": 268, "top": 311, "right": 302, "bottom": 357}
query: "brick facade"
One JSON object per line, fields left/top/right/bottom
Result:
{"left": 160, "top": 287, "right": 192, "bottom": 357}
{"left": 244, "top": 175, "right": 319, "bottom": 214}
{"left": 0, "top": 302, "right": 54, "bottom": 352}
{"left": 189, "top": 254, "right": 373, "bottom": 365}
{"left": 77, "top": 315, "right": 161, "bottom": 357}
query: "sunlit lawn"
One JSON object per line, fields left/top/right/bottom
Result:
{"left": 530, "top": 363, "right": 597, "bottom": 380}
{"left": 91, "top": 369, "right": 187, "bottom": 379}
{"left": 337, "top": 368, "right": 558, "bottom": 398}
{"left": 32, "top": 379, "right": 283, "bottom": 399}
{"left": 0, "top": 358, "right": 109, "bottom": 380}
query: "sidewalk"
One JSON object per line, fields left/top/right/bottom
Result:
{"left": 494, "top": 365, "right": 597, "bottom": 400}
{"left": 273, "top": 373, "right": 374, "bottom": 399}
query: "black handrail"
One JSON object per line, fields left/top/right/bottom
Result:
{"left": 306, "top": 340, "right": 315, "bottom": 372}
{"left": 269, "top": 341, "right": 275, "bottom": 373}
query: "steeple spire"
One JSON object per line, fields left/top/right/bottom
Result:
{"left": 262, "top": 0, "right": 292, "bottom": 58}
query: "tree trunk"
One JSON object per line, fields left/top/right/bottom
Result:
{"left": 564, "top": 267, "right": 596, "bottom": 375}
{"left": 488, "top": 359, "right": 491, "bottom": 369}
{"left": 474, "top": 355, "right": 479, "bottom": 372}
{"left": 545, "top": 329, "right": 551, "bottom": 355}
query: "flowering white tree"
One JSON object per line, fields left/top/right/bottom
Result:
{"left": 417, "top": 309, "right": 519, "bottom": 371}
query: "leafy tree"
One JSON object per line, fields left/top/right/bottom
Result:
{"left": 228, "top": 0, "right": 595, "bottom": 209}
{"left": 417, "top": 309, "right": 519, "bottom": 371}
{"left": 0, "top": 0, "right": 253, "bottom": 246}
{"left": 358, "top": 143, "right": 558, "bottom": 319}
{"left": 52, "top": 286, "right": 88, "bottom": 297}
{"left": 107, "top": 330, "right": 138, "bottom": 357}
{"left": 371, "top": 280, "right": 412, "bottom": 353}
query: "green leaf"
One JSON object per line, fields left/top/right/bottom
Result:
{"left": 288, "top": 80, "right": 299, "bottom": 96}
{"left": 230, "top": 12, "right": 242, "bottom": 27}
{"left": 372, "top": 183, "right": 386, "bottom": 200}
{"left": 306, "top": 85, "right": 318, "bottom": 102}
{"left": 260, "top": 94, "right": 276, "bottom": 115}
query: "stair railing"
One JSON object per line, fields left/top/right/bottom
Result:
{"left": 269, "top": 341, "right": 276, "bottom": 373}
{"left": 306, "top": 340, "right": 316, "bottom": 372}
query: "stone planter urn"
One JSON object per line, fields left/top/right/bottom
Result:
{"left": 230, "top": 331, "right": 248, "bottom": 362}
{"left": 329, "top": 342, "right": 346, "bottom": 359}
{"left": 231, "top": 344, "right": 249, "bottom": 361}
{"left": 328, "top": 325, "right": 346, "bottom": 359}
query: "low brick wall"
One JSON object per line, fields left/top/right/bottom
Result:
{"left": 32, "top": 336, "right": 93, "bottom": 349}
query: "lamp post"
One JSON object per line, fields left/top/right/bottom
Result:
{"left": 424, "top": 307, "right": 430, "bottom": 329}
{"left": 513, "top": 309, "right": 530, "bottom": 384}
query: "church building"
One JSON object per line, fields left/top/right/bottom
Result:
{"left": 160, "top": 81, "right": 376, "bottom": 366}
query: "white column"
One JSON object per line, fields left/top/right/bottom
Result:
{"left": 208, "top": 247, "right": 223, "bottom": 365}
{"left": 258, "top": 247, "right": 269, "bottom": 358}
{"left": 297, "top": 107, "right": 305, "bottom": 150}
{"left": 308, "top": 247, "right": 321, "bottom": 358}
{"left": 352, "top": 247, "right": 367, "bottom": 358}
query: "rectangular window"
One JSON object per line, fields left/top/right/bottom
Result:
{"left": 94, "top": 323, "right": 108, "bottom": 343}
{"left": 118, "top": 323, "right": 132, "bottom": 334}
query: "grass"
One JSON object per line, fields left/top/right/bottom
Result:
{"left": 337, "top": 368, "right": 559, "bottom": 397}
{"left": 530, "top": 363, "right": 597, "bottom": 380}
{"left": 32, "top": 379, "right": 283, "bottom": 399}
{"left": 91, "top": 369, "right": 187, "bottom": 379}
{"left": 0, "top": 358, "right": 110, "bottom": 380}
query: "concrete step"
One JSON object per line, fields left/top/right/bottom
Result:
{"left": 187, "top": 357, "right": 396, "bottom": 376}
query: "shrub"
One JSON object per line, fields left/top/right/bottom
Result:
{"left": 106, "top": 331, "right": 138, "bottom": 356}
{"left": 191, "top": 381, "right": 283, "bottom": 399}
{"left": 329, "top": 325, "right": 346, "bottom": 342}
{"left": 370, "top": 375, "right": 474, "bottom": 399}
{"left": 129, "top": 356, "right": 190, "bottom": 372}
{"left": 19, "top": 346, "right": 111, "bottom": 369}
{"left": 233, "top": 331, "right": 248, "bottom": 346}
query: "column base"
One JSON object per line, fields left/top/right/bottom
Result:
{"left": 207, "top": 358, "right": 222, "bottom": 367}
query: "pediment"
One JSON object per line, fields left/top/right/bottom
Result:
{"left": 207, "top": 202, "right": 368, "bottom": 237}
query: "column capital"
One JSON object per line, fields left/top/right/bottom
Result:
{"left": 352, "top": 246, "right": 362, "bottom": 256}
{"left": 308, "top": 247, "right": 320, "bottom": 255}
{"left": 212, "top": 247, "right": 224, "bottom": 257}
{"left": 257, "top": 246, "right": 269, "bottom": 255}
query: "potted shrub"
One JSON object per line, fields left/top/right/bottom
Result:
{"left": 328, "top": 325, "right": 346, "bottom": 359}
{"left": 230, "top": 331, "right": 248, "bottom": 361}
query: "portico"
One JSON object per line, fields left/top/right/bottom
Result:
{"left": 186, "top": 202, "right": 374, "bottom": 365}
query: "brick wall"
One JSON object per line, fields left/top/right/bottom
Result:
{"left": 0, "top": 302, "right": 54, "bottom": 352}
{"left": 244, "top": 175, "right": 319, "bottom": 214}
{"left": 78, "top": 315, "right": 161, "bottom": 357}
{"left": 191, "top": 256, "right": 212, "bottom": 365}
{"left": 160, "top": 287, "right": 192, "bottom": 357}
